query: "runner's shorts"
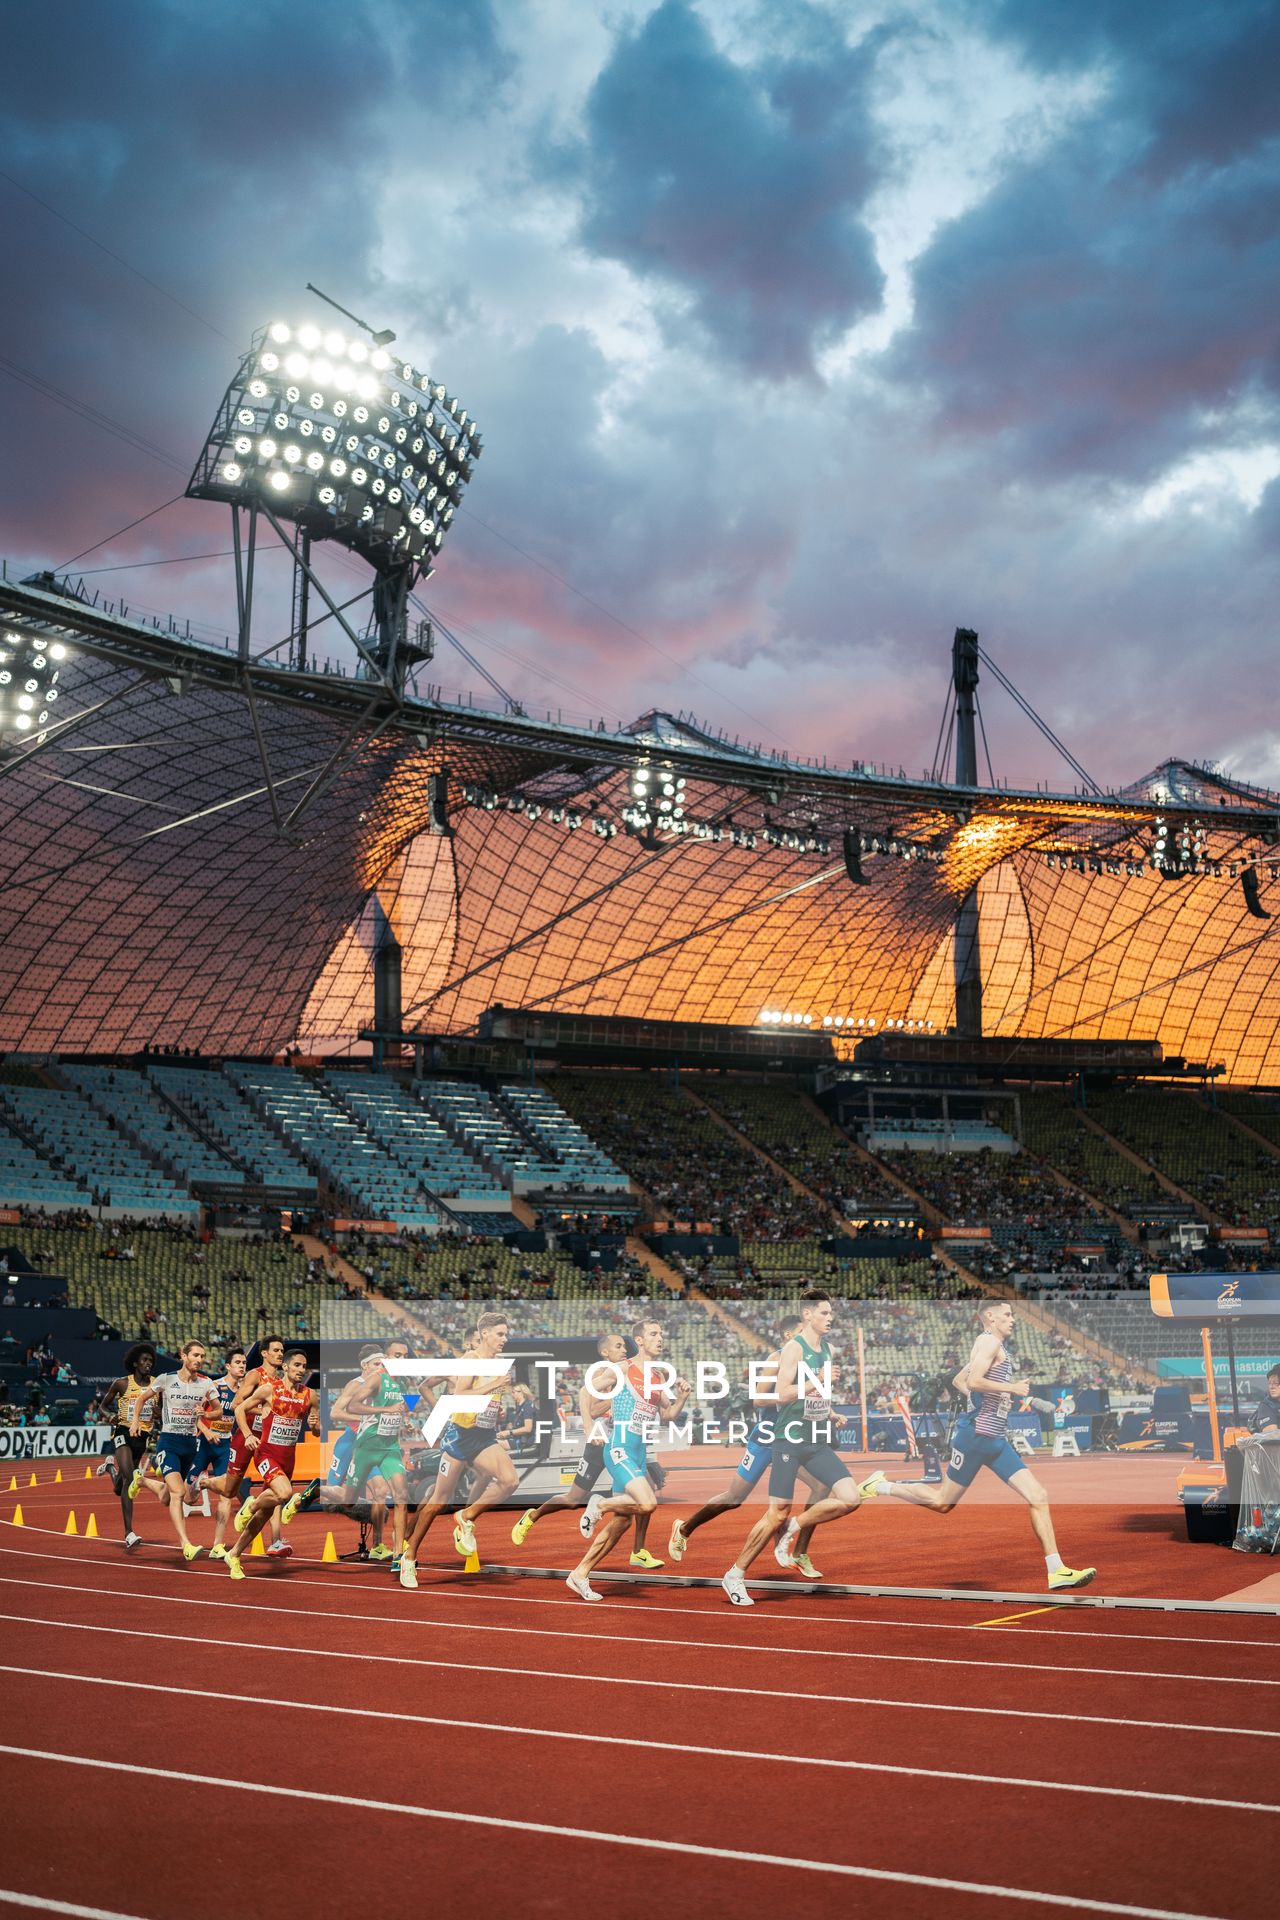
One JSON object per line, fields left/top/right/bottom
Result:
{"left": 152, "top": 1432, "right": 199, "bottom": 1480}
{"left": 946, "top": 1419, "right": 1023, "bottom": 1489}
{"left": 192, "top": 1434, "right": 231, "bottom": 1479}
{"left": 767, "top": 1436, "right": 845, "bottom": 1502}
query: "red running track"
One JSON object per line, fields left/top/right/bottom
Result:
{"left": 0, "top": 1477, "right": 1278, "bottom": 1920}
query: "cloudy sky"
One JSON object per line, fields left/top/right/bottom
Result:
{"left": 3, "top": 0, "right": 1277, "bottom": 788}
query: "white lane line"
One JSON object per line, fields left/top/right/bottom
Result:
{"left": 3, "top": 1608, "right": 1271, "bottom": 1743}
{"left": 6, "top": 1530, "right": 1278, "bottom": 1652}
{"left": 0, "top": 1744, "right": 1234, "bottom": 1920}
{"left": 6, "top": 1661, "right": 1273, "bottom": 1817}
{"left": 0, "top": 1566, "right": 1269, "bottom": 1690}
{"left": 0, "top": 1892, "right": 143, "bottom": 1920}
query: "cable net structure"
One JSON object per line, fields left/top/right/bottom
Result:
{"left": 2, "top": 574, "right": 1280, "bottom": 1078}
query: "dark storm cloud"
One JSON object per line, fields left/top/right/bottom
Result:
{"left": 893, "top": 0, "right": 1280, "bottom": 481}
{"left": 573, "top": 0, "right": 886, "bottom": 375}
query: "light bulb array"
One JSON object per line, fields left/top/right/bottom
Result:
{"left": 0, "top": 629, "right": 69, "bottom": 743}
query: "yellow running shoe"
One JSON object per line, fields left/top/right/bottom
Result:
{"left": 128, "top": 1460, "right": 147, "bottom": 1500}
{"left": 227, "top": 1556, "right": 245, "bottom": 1581}
{"left": 511, "top": 1508, "right": 537, "bottom": 1547}
{"left": 792, "top": 1553, "right": 823, "bottom": 1580}
{"left": 367, "top": 1543, "right": 394, "bottom": 1561}
{"left": 1048, "top": 1565, "right": 1097, "bottom": 1591}
{"left": 181, "top": 1542, "right": 204, "bottom": 1562}
{"left": 629, "top": 1549, "right": 664, "bottom": 1570}
{"left": 208, "top": 1543, "right": 228, "bottom": 1561}
{"left": 857, "top": 1471, "right": 891, "bottom": 1500}
{"left": 233, "top": 1500, "right": 254, "bottom": 1535}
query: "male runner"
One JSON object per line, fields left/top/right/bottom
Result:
{"left": 342, "top": 1343, "right": 412, "bottom": 1564}
{"left": 568, "top": 1319, "right": 690, "bottom": 1602}
{"left": 510, "top": 1332, "right": 662, "bottom": 1568}
{"left": 225, "top": 1349, "right": 319, "bottom": 1580}
{"left": 190, "top": 1347, "right": 247, "bottom": 1559}
{"left": 320, "top": 1346, "right": 383, "bottom": 1509}
{"left": 132, "top": 1340, "right": 220, "bottom": 1561}
{"left": 95, "top": 1341, "right": 157, "bottom": 1550}
{"left": 668, "top": 1315, "right": 826, "bottom": 1575}
{"left": 225, "top": 1334, "right": 287, "bottom": 1555}
{"left": 859, "top": 1298, "right": 1097, "bottom": 1590}
{"left": 722, "top": 1290, "right": 863, "bottom": 1607}
{"left": 398, "top": 1314, "right": 516, "bottom": 1589}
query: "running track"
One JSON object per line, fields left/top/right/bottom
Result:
{"left": 1, "top": 1478, "right": 1278, "bottom": 1920}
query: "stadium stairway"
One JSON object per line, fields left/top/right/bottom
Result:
{"left": 683, "top": 1086, "right": 847, "bottom": 1229}
{"left": 1078, "top": 1107, "right": 1219, "bottom": 1223}
{"left": 1189, "top": 1088, "right": 1280, "bottom": 1168}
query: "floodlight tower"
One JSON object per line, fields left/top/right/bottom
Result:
{"left": 952, "top": 626, "right": 983, "bottom": 1038}
{"left": 186, "top": 308, "right": 482, "bottom": 695}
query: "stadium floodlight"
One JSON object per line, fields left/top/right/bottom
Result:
{"left": 186, "top": 319, "right": 481, "bottom": 583}
{"left": 0, "top": 628, "right": 66, "bottom": 746}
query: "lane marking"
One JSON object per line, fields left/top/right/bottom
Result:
{"left": 0, "top": 1893, "right": 142, "bottom": 1920}
{"left": 976, "top": 1608, "right": 1059, "bottom": 1627}
{"left": 6, "top": 1661, "right": 1274, "bottom": 1816}
{"left": 5, "top": 1531, "right": 1279, "bottom": 1650}
{"left": 0, "top": 1566, "right": 1270, "bottom": 1690}
{"left": 2, "top": 1610, "right": 1275, "bottom": 1745}
{"left": 0, "top": 1744, "right": 1236, "bottom": 1920}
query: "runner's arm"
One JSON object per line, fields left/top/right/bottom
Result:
{"left": 771, "top": 1337, "right": 803, "bottom": 1408}
{"left": 130, "top": 1387, "right": 159, "bottom": 1435}
{"left": 234, "top": 1381, "right": 270, "bottom": 1443}
{"left": 99, "top": 1377, "right": 125, "bottom": 1424}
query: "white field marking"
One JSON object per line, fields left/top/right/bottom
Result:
{"left": 0, "top": 1893, "right": 145, "bottom": 1920}
{"left": 6, "top": 1523, "right": 1279, "bottom": 1653}
{"left": 0, "top": 1563, "right": 1271, "bottom": 1692}
{"left": 3, "top": 1660, "right": 1275, "bottom": 1818}
{"left": 2, "top": 1609, "right": 1274, "bottom": 1745}
{"left": 0, "top": 1744, "right": 1235, "bottom": 1920}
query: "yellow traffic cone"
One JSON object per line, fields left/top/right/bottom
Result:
{"left": 55, "top": 1469, "right": 63, "bottom": 1484}
{"left": 321, "top": 1531, "right": 338, "bottom": 1563}
{"left": 12, "top": 1504, "right": 24, "bottom": 1527}
{"left": 464, "top": 1549, "right": 481, "bottom": 1574}
{"left": 85, "top": 1465, "right": 93, "bottom": 1479}
{"left": 65, "top": 1511, "right": 78, "bottom": 1535}
{"left": 28, "top": 1471, "right": 37, "bottom": 1486}
{"left": 85, "top": 1513, "right": 99, "bottom": 1538}
{"left": 6, "top": 1476, "right": 15, "bottom": 1492}
{"left": 251, "top": 1530, "right": 265, "bottom": 1556}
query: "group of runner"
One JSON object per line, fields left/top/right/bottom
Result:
{"left": 94, "top": 1290, "right": 1097, "bottom": 1598}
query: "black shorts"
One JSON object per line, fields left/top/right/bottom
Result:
{"left": 112, "top": 1430, "right": 147, "bottom": 1468}
{"left": 571, "top": 1441, "right": 607, "bottom": 1496}
{"left": 768, "top": 1437, "right": 847, "bottom": 1503}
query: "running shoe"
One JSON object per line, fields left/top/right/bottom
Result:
{"left": 791, "top": 1553, "right": 823, "bottom": 1580}
{"left": 208, "top": 1543, "right": 228, "bottom": 1561}
{"left": 774, "top": 1518, "right": 799, "bottom": 1569}
{"left": 1048, "top": 1565, "right": 1097, "bottom": 1591}
{"left": 94, "top": 1458, "right": 116, "bottom": 1479}
{"left": 565, "top": 1570, "right": 601, "bottom": 1603}
{"left": 668, "top": 1519, "right": 688, "bottom": 1563}
{"left": 721, "top": 1566, "right": 753, "bottom": 1607}
{"left": 123, "top": 1531, "right": 141, "bottom": 1553}
{"left": 857, "top": 1470, "right": 891, "bottom": 1500}
{"left": 281, "top": 1478, "right": 320, "bottom": 1526}
{"left": 267, "top": 1540, "right": 292, "bottom": 1558}
{"left": 453, "top": 1514, "right": 477, "bottom": 1558}
{"left": 398, "top": 1556, "right": 419, "bottom": 1591}
{"left": 127, "top": 1460, "right": 147, "bottom": 1500}
{"left": 233, "top": 1500, "right": 254, "bottom": 1535}
{"left": 367, "top": 1543, "right": 394, "bottom": 1562}
{"left": 181, "top": 1542, "right": 204, "bottom": 1562}
{"left": 511, "top": 1508, "right": 537, "bottom": 1547}
{"left": 227, "top": 1556, "right": 245, "bottom": 1581}
{"left": 390, "top": 1555, "right": 402, "bottom": 1574}
{"left": 579, "top": 1493, "right": 603, "bottom": 1540}
{"left": 629, "top": 1549, "right": 664, "bottom": 1570}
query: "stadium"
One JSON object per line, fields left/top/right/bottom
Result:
{"left": 3, "top": 9, "right": 1279, "bottom": 1919}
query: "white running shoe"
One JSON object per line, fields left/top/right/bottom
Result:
{"left": 722, "top": 1566, "right": 753, "bottom": 1607}
{"left": 123, "top": 1531, "right": 141, "bottom": 1553}
{"left": 399, "top": 1556, "right": 419, "bottom": 1591}
{"left": 579, "top": 1493, "right": 604, "bottom": 1540}
{"left": 668, "top": 1519, "right": 688, "bottom": 1563}
{"left": 95, "top": 1458, "right": 116, "bottom": 1479}
{"left": 566, "top": 1570, "right": 601, "bottom": 1603}
{"left": 774, "top": 1517, "right": 799, "bottom": 1569}
{"left": 858, "top": 1470, "right": 891, "bottom": 1500}
{"left": 267, "top": 1540, "right": 292, "bottom": 1558}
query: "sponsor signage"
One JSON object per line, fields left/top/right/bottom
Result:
{"left": 1149, "top": 1273, "right": 1280, "bottom": 1319}
{"left": 0, "top": 1424, "right": 110, "bottom": 1460}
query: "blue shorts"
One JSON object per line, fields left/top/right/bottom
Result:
{"left": 607, "top": 1435, "right": 648, "bottom": 1494}
{"left": 735, "top": 1423, "right": 772, "bottom": 1491}
{"left": 192, "top": 1435, "right": 231, "bottom": 1480}
{"left": 444, "top": 1423, "right": 499, "bottom": 1465}
{"left": 947, "top": 1420, "right": 1024, "bottom": 1489}
{"left": 327, "top": 1429, "right": 355, "bottom": 1487}
{"left": 153, "top": 1432, "right": 199, "bottom": 1480}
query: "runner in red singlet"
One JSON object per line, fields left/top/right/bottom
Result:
{"left": 224, "top": 1350, "right": 319, "bottom": 1581}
